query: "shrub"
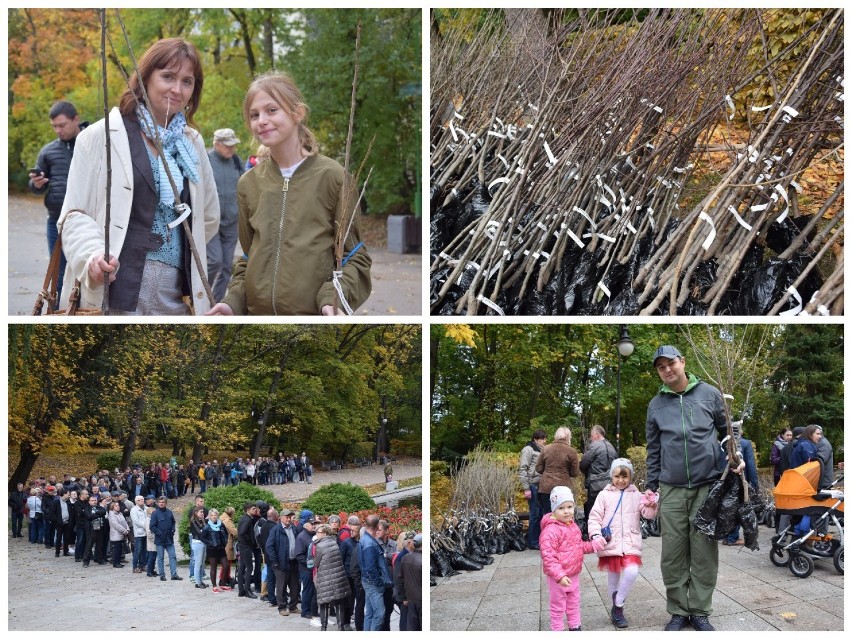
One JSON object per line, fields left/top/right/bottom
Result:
{"left": 301, "top": 483, "right": 375, "bottom": 516}
{"left": 350, "top": 505, "right": 422, "bottom": 540}
{"left": 178, "top": 483, "right": 276, "bottom": 554}
{"left": 350, "top": 442, "right": 374, "bottom": 460}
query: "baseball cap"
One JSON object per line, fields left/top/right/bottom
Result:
{"left": 280, "top": 509, "right": 294, "bottom": 517}
{"left": 653, "top": 345, "right": 682, "bottom": 365}
{"left": 213, "top": 128, "right": 240, "bottom": 146}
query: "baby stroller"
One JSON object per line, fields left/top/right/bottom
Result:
{"left": 770, "top": 460, "right": 843, "bottom": 578}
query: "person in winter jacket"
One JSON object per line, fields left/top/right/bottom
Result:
{"left": 588, "top": 459, "right": 657, "bottom": 628}
{"left": 645, "top": 345, "right": 743, "bottom": 632}
{"left": 314, "top": 524, "right": 351, "bottom": 630}
{"left": 535, "top": 426, "right": 581, "bottom": 517}
{"left": 539, "top": 486, "right": 606, "bottom": 631}
{"left": 107, "top": 501, "right": 130, "bottom": 567}
{"left": 519, "top": 429, "right": 547, "bottom": 550}
{"left": 201, "top": 508, "right": 230, "bottom": 591}
{"left": 206, "top": 71, "right": 371, "bottom": 317}
{"left": 149, "top": 496, "right": 182, "bottom": 581}
{"left": 770, "top": 428, "right": 793, "bottom": 485}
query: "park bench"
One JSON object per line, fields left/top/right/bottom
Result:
{"left": 320, "top": 461, "right": 335, "bottom": 472}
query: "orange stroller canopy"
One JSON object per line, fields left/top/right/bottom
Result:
{"left": 774, "top": 461, "right": 845, "bottom": 514}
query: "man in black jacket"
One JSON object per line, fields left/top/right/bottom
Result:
{"left": 41, "top": 485, "right": 58, "bottom": 550}
{"left": 28, "top": 100, "right": 87, "bottom": 302}
{"left": 237, "top": 502, "right": 260, "bottom": 597}
{"left": 8, "top": 483, "right": 28, "bottom": 538}
{"left": 52, "top": 489, "right": 76, "bottom": 557}
{"left": 82, "top": 495, "right": 106, "bottom": 566}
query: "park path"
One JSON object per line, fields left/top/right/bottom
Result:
{"left": 8, "top": 459, "right": 422, "bottom": 631}
{"left": 7, "top": 193, "right": 422, "bottom": 316}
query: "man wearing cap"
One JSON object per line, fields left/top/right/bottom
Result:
{"left": 207, "top": 128, "right": 245, "bottom": 301}
{"left": 266, "top": 508, "right": 302, "bottom": 616}
{"left": 646, "top": 344, "right": 741, "bottom": 632}
{"left": 296, "top": 515, "right": 321, "bottom": 621}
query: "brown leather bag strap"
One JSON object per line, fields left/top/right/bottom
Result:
{"left": 32, "top": 239, "right": 64, "bottom": 315}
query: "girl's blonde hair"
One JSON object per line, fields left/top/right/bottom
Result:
{"left": 243, "top": 70, "right": 318, "bottom": 157}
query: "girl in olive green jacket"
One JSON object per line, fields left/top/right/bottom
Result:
{"left": 207, "top": 71, "right": 371, "bottom": 316}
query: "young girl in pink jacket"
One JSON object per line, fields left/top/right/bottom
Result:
{"left": 587, "top": 458, "right": 658, "bottom": 628}
{"left": 539, "top": 486, "right": 606, "bottom": 631}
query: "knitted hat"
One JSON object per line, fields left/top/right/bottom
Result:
{"left": 299, "top": 509, "right": 314, "bottom": 525}
{"left": 549, "top": 486, "right": 574, "bottom": 511}
{"left": 609, "top": 458, "right": 634, "bottom": 478}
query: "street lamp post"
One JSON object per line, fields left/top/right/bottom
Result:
{"left": 615, "top": 325, "right": 635, "bottom": 456}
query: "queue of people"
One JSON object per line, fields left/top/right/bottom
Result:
{"left": 11, "top": 476, "right": 419, "bottom": 631}
{"left": 519, "top": 343, "right": 841, "bottom": 632}
{"left": 31, "top": 37, "right": 370, "bottom": 316}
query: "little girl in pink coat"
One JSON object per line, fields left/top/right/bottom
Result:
{"left": 587, "top": 458, "right": 658, "bottom": 628}
{"left": 539, "top": 486, "right": 606, "bottom": 631}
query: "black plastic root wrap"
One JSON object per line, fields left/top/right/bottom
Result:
{"left": 693, "top": 471, "right": 759, "bottom": 549}
{"left": 430, "top": 196, "right": 824, "bottom": 314}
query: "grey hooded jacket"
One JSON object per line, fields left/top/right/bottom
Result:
{"left": 645, "top": 373, "right": 726, "bottom": 492}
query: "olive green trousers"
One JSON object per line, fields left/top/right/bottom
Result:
{"left": 658, "top": 483, "right": 719, "bottom": 617}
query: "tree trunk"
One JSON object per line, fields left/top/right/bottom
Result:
{"left": 251, "top": 351, "right": 288, "bottom": 459}
{"left": 262, "top": 11, "right": 274, "bottom": 66}
{"left": 121, "top": 390, "right": 146, "bottom": 469}
{"left": 191, "top": 443, "right": 203, "bottom": 464}
{"left": 9, "top": 442, "right": 40, "bottom": 493}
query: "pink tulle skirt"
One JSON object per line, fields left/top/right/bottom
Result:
{"left": 598, "top": 554, "right": 643, "bottom": 573}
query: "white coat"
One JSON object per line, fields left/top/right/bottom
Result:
{"left": 57, "top": 107, "right": 219, "bottom": 314}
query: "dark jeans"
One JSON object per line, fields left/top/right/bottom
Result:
{"left": 29, "top": 517, "right": 44, "bottom": 543}
{"left": 44, "top": 520, "right": 55, "bottom": 548}
{"left": 47, "top": 215, "right": 66, "bottom": 304}
{"left": 11, "top": 512, "right": 24, "bottom": 537}
{"left": 354, "top": 582, "right": 365, "bottom": 631}
{"left": 133, "top": 535, "right": 147, "bottom": 569}
{"left": 538, "top": 490, "right": 553, "bottom": 516}
{"left": 382, "top": 585, "right": 394, "bottom": 630}
{"left": 111, "top": 540, "right": 124, "bottom": 567}
{"left": 406, "top": 601, "right": 422, "bottom": 630}
{"left": 299, "top": 567, "right": 318, "bottom": 618}
{"left": 83, "top": 528, "right": 104, "bottom": 564}
{"left": 146, "top": 549, "right": 157, "bottom": 575}
{"left": 527, "top": 484, "right": 542, "bottom": 548}
{"left": 75, "top": 527, "right": 86, "bottom": 558}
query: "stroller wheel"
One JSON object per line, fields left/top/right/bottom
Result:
{"left": 833, "top": 547, "right": 843, "bottom": 575}
{"left": 789, "top": 553, "right": 814, "bottom": 578}
{"left": 769, "top": 544, "right": 791, "bottom": 567}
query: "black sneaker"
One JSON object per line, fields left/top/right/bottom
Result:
{"left": 172, "top": 575, "right": 184, "bottom": 581}
{"left": 665, "top": 615, "right": 690, "bottom": 631}
{"left": 690, "top": 615, "right": 715, "bottom": 631}
{"left": 160, "top": 575, "right": 167, "bottom": 581}
{"left": 611, "top": 593, "right": 628, "bottom": 628}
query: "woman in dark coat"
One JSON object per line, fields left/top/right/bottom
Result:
{"left": 535, "top": 426, "right": 581, "bottom": 515}
{"left": 201, "top": 508, "right": 230, "bottom": 591}
{"left": 314, "top": 524, "right": 351, "bottom": 631}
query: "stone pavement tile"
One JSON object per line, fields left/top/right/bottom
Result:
{"left": 706, "top": 589, "right": 748, "bottom": 615}
{"left": 720, "top": 581, "right": 800, "bottom": 610}
{"left": 431, "top": 578, "right": 489, "bottom": 601}
{"left": 809, "top": 594, "right": 845, "bottom": 620}
{"left": 492, "top": 563, "right": 540, "bottom": 581}
{"left": 433, "top": 594, "right": 485, "bottom": 620}
{"left": 431, "top": 616, "right": 472, "bottom": 631}
{"left": 475, "top": 590, "right": 539, "bottom": 618}
{"left": 710, "top": 610, "right": 780, "bottom": 631}
{"left": 753, "top": 601, "right": 843, "bottom": 631}
{"left": 484, "top": 575, "right": 538, "bottom": 597}
{"left": 468, "top": 610, "right": 540, "bottom": 631}
{"left": 493, "top": 548, "right": 543, "bottom": 567}
{"left": 774, "top": 575, "right": 845, "bottom": 601}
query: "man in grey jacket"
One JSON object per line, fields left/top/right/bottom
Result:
{"left": 579, "top": 425, "right": 617, "bottom": 532}
{"left": 206, "top": 128, "right": 244, "bottom": 301}
{"left": 519, "top": 429, "right": 547, "bottom": 550}
{"left": 645, "top": 345, "right": 742, "bottom": 632}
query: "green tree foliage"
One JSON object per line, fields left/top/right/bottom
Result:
{"left": 301, "top": 482, "right": 376, "bottom": 516}
{"left": 8, "top": 8, "right": 421, "bottom": 215}
{"left": 432, "top": 324, "right": 843, "bottom": 467}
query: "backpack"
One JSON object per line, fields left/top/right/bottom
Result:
{"left": 306, "top": 541, "right": 316, "bottom": 569}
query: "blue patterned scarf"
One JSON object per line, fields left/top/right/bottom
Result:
{"left": 136, "top": 105, "right": 200, "bottom": 206}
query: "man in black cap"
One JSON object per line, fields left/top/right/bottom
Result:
{"left": 645, "top": 344, "right": 743, "bottom": 632}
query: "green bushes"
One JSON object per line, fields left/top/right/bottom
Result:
{"left": 301, "top": 483, "right": 375, "bottom": 516}
{"left": 178, "top": 483, "right": 276, "bottom": 555}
